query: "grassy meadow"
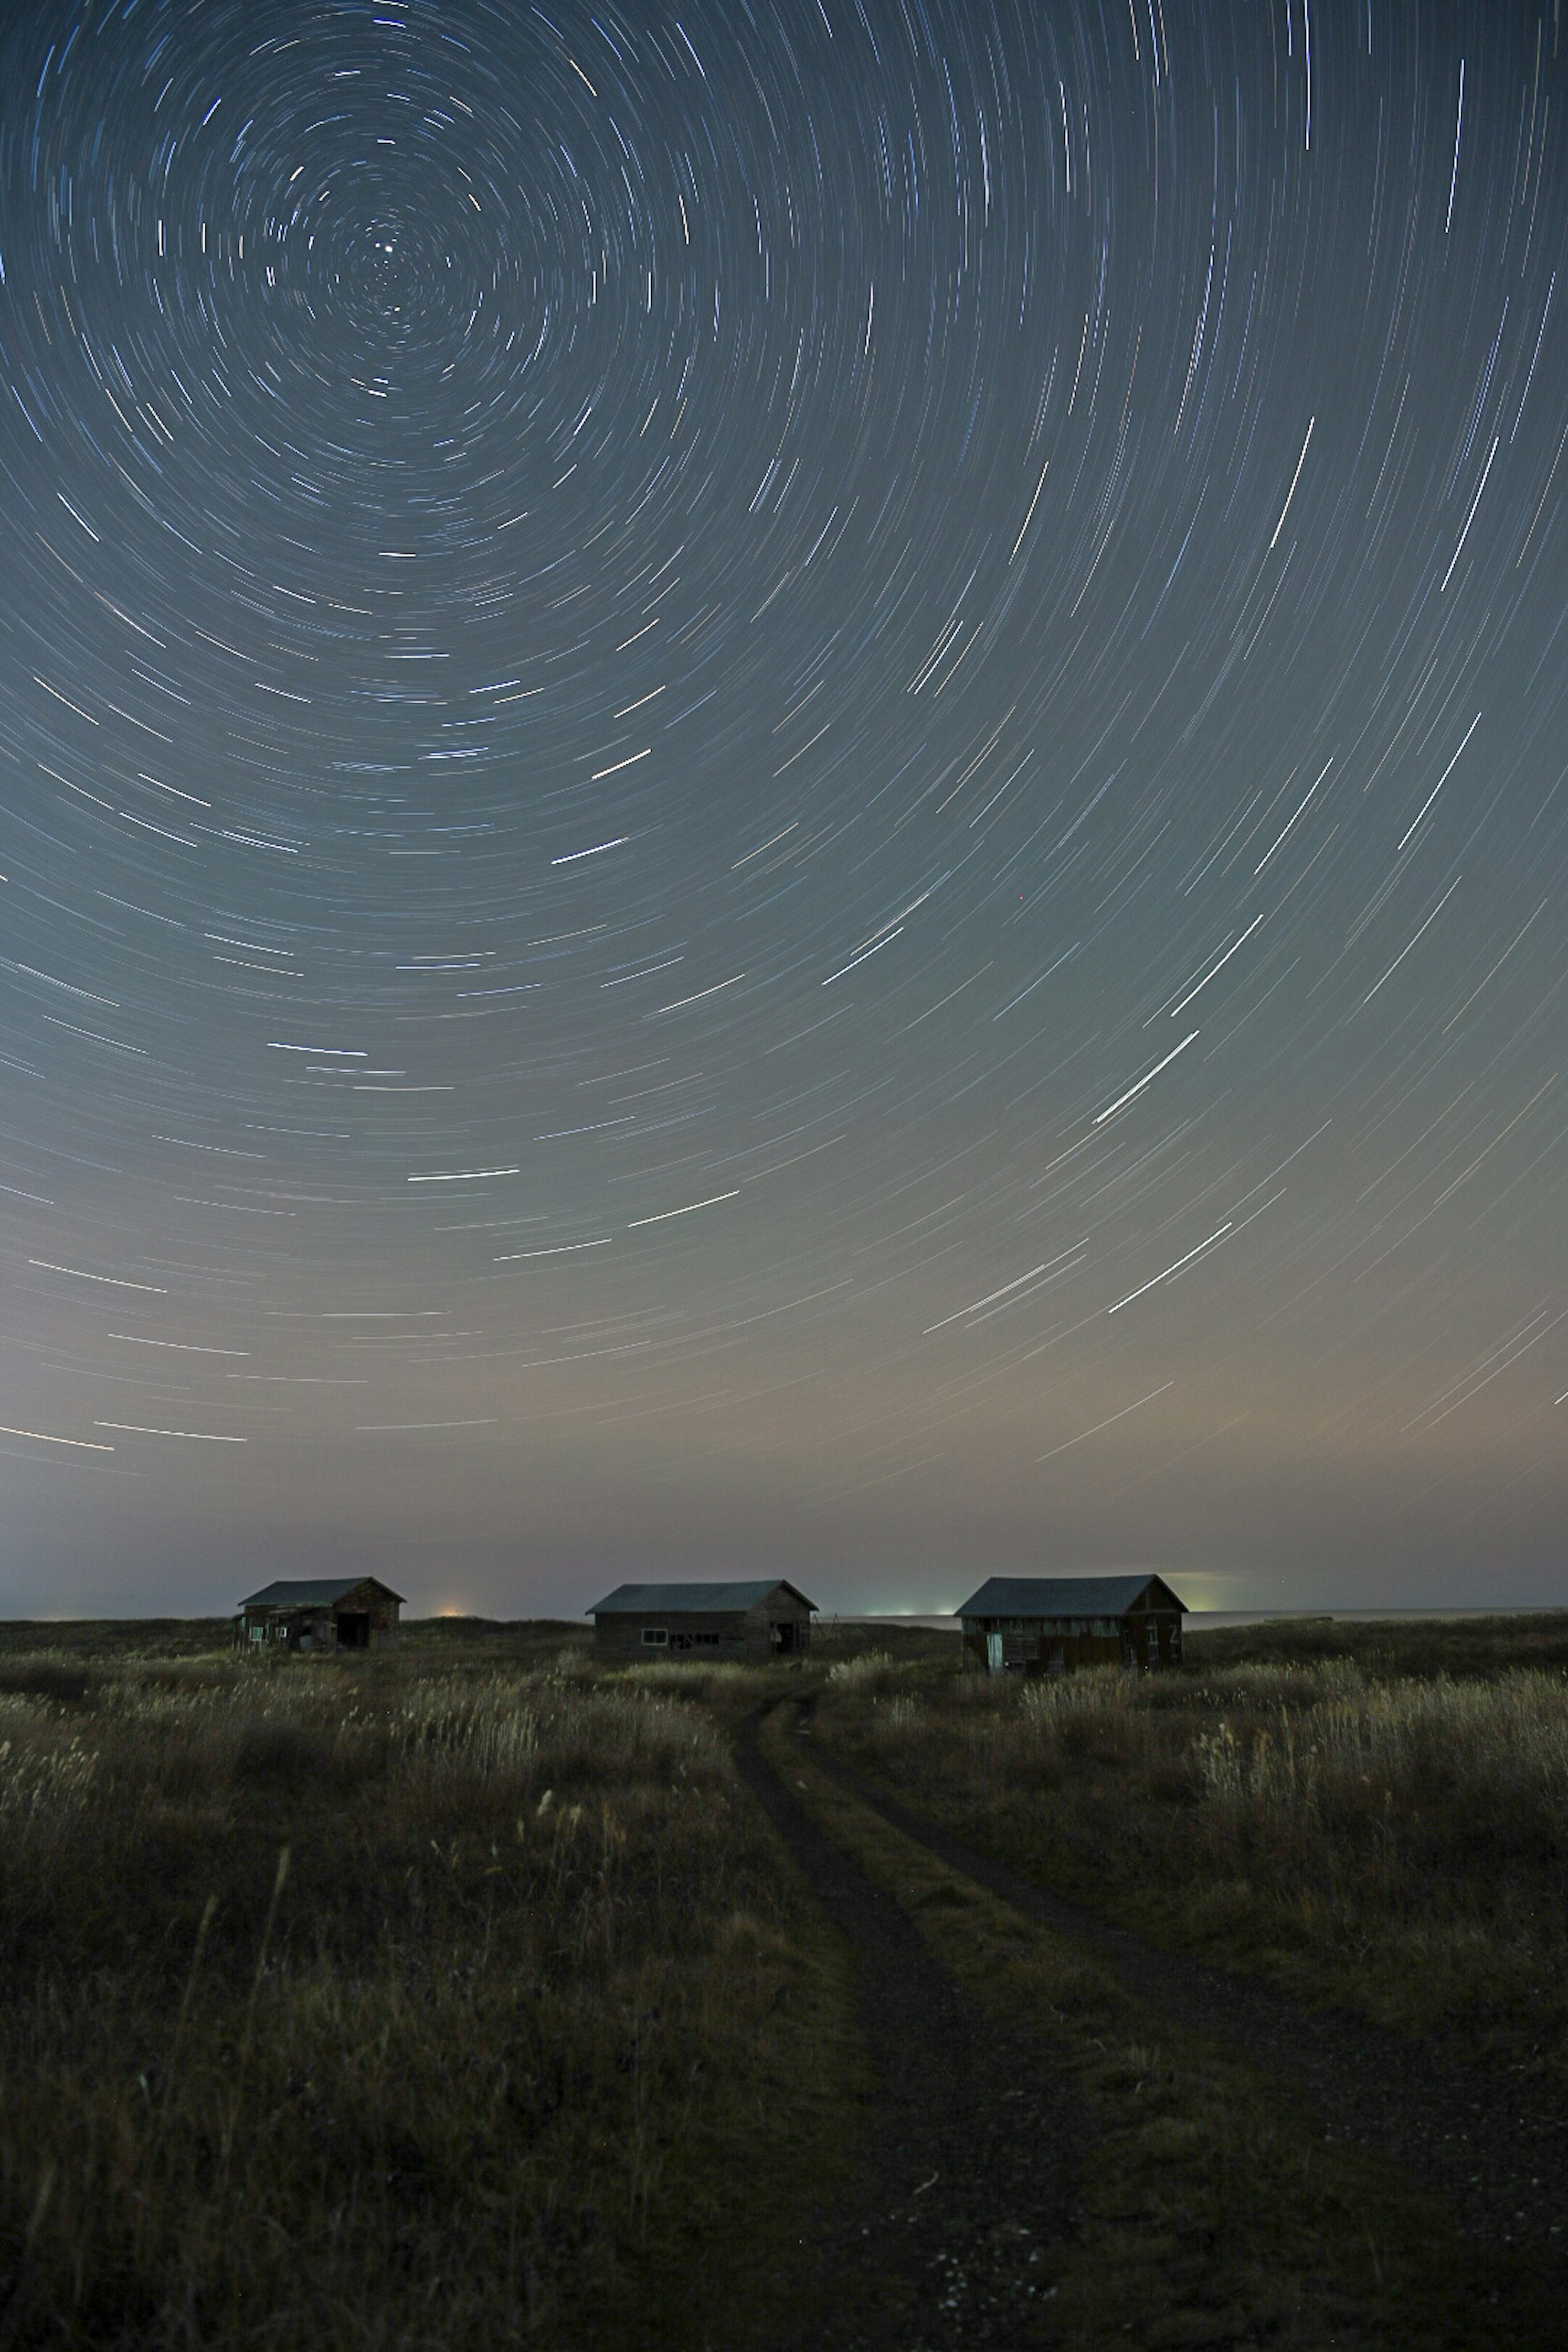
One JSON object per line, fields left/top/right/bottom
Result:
{"left": 813, "top": 1614, "right": 1568, "bottom": 2065}
{"left": 755, "top": 1697, "right": 1557, "bottom": 2350}
{"left": 2, "top": 1608, "right": 1565, "bottom": 2348}
{"left": 0, "top": 1628, "right": 854, "bottom": 2351}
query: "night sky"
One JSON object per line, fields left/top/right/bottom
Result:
{"left": 2, "top": 0, "right": 1566, "bottom": 1620}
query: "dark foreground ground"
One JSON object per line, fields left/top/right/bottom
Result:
{"left": 737, "top": 1691, "right": 1564, "bottom": 2351}
{"left": 0, "top": 1613, "right": 1563, "bottom": 2348}
{"left": 793, "top": 1703, "right": 1568, "bottom": 2262}
{"left": 735, "top": 1709, "right": 1087, "bottom": 2349}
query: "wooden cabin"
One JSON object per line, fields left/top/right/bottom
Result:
{"left": 588, "top": 1579, "right": 816, "bottom": 1663}
{"left": 956, "top": 1574, "right": 1186, "bottom": 1675}
{"left": 238, "top": 1576, "right": 403, "bottom": 1654}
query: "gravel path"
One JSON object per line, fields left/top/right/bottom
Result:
{"left": 733, "top": 1710, "right": 1091, "bottom": 2350}
{"left": 798, "top": 1711, "right": 1568, "bottom": 2272}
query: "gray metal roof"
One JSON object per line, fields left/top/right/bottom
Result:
{"left": 240, "top": 1577, "right": 405, "bottom": 1609}
{"left": 588, "top": 1579, "right": 817, "bottom": 1616}
{"left": 955, "top": 1574, "right": 1185, "bottom": 1619}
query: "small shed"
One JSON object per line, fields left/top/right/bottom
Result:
{"left": 239, "top": 1576, "right": 403, "bottom": 1654}
{"left": 588, "top": 1579, "right": 816, "bottom": 1663}
{"left": 956, "top": 1574, "right": 1186, "bottom": 1675}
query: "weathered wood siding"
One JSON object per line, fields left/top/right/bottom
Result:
{"left": 594, "top": 1598, "right": 813, "bottom": 1662}
{"left": 962, "top": 1610, "right": 1182, "bottom": 1675}
{"left": 595, "top": 1610, "right": 751, "bottom": 1659}
{"left": 745, "top": 1597, "right": 812, "bottom": 1660}
{"left": 240, "top": 1579, "right": 401, "bottom": 1653}
{"left": 350, "top": 1584, "right": 401, "bottom": 1646}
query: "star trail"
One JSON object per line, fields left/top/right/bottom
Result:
{"left": 2, "top": 0, "right": 1566, "bottom": 1617}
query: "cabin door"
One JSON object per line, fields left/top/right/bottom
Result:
{"left": 986, "top": 1633, "right": 1003, "bottom": 1673}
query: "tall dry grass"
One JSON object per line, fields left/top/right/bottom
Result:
{"left": 824, "top": 1651, "right": 896, "bottom": 1693}
{"left": 817, "top": 1654, "right": 1568, "bottom": 2054}
{"left": 0, "top": 1651, "right": 819, "bottom": 2349}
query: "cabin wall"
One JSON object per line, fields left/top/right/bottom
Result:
{"left": 963, "top": 1613, "right": 1183, "bottom": 1674}
{"left": 594, "top": 1611, "right": 751, "bottom": 1659}
{"left": 343, "top": 1586, "right": 401, "bottom": 1648}
{"left": 594, "top": 1604, "right": 813, "bottom": 1661}
{"left": 239, "top": 1584, "right": 401, "bottom": 1654}
{"left": 241, "top": 1607, "right": 335, "bottom": 1652}
{"left": 1148, "top": 1612, "right": 1183, "bottom": 1666}
{"left": 744, "top": 1603, "right": 812, "bottom": 1661}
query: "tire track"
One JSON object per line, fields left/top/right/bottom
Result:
{"left": 799, "top": 1708, "right": 1568, "bottom": 2270}
{"left": 733, "top": 1708, "right": 1089, "bottom": 2350}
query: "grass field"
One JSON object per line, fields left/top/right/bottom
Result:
{"left": 1, "top": 1609, "right": 1564, "bottom": 2347}
{"left": 755, "top": 1699, "right": 1558, "bottom": 2350}
{"left": 0, "top": 1628, "right": 855, "bottom": 2350}
{"left": 812, "top": 1614, "right": 1568, "bottom": 2064}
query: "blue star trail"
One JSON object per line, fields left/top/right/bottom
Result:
{"left": 1, "top": 0, "right": 1565, "bottom": 1615}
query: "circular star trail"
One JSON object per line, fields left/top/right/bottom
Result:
{"left": 2, "top": 0, "right": 1566, "bottom": 1612}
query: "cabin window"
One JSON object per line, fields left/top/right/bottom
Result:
{"left": 641, "top": 1627, "right": 668, "bottom": 1647}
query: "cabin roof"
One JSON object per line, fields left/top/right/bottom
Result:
{"left": 955, "top": 1573, "right": 1185, "bottom": 1619}
{"left": 240, "top": 1577, "right": 405, "bottom": 1610}
{"left": 588, "top": 1579, "right": 817, "bottom": 1617}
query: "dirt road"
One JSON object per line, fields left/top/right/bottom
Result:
{"left": 795, "top": 1712, "right": 1568, "bottom": 2265}
{"left": 735, "top": 1698, "right": 1566, "bottom": 2349}
{"left": 734, "top": 1710, "right": 1089, "bottom": 2349}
